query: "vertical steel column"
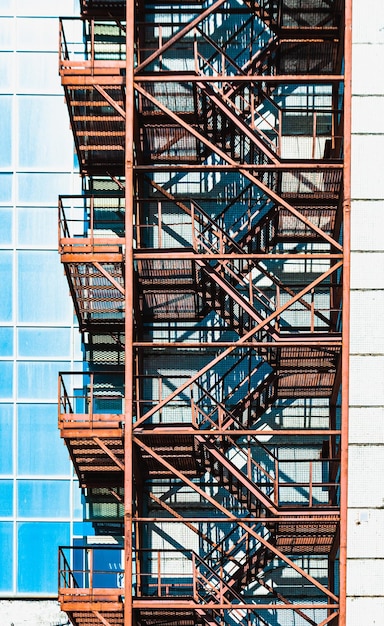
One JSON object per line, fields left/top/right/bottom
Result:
{"left": 340, "top": 0, "right": 352, "bottom": 623}
{"left": 125, "top": 0, "right": 135, "bottom": 623}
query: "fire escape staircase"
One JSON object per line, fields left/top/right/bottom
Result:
{"left": 57, "top": 1, "right": 344, "bottom": 625}
{"left": 193, "top": 368, "right": 278, "bottom": 430}
{"left": 199, "top": 435, "right": 277, "bottom": 516}
{"left": 140, "top": 182, "right": 338, "bottom": 340}
{"left": 194, "top": 524, "right": 323, "bottom": 626}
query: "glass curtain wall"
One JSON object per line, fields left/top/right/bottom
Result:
{"left": 0, "top": 0, "right": 89, "bottom": 595}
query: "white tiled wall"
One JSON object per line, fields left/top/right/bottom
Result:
{"left": 348, "top": 0, "right": 384, "bottom": 622}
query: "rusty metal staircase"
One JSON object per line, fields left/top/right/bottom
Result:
{"left": 57, "top": 0, "right": 345, "bottom": 625}
{"left": 136, "top": 188, "right": 340, "bottom": 338}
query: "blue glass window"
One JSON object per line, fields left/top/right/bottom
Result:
{"left": 0, "top": 251, "right": 13, "bottom": 321}
{"left": 0, "top": 18, "right": 14, "bottom": 50}
{"left": 17, "top": 404, "right": 70, "bottom": 475}
{"left": 17, "top": 522, "right": 70, "bottom": 593}
{"left": 73, "top": 482, "right": 84, "bottom": 520}
{"left": 0, "top": 174, "right": 12, "bottom": 203}
{"left": 17, "top": 361, "right": 70, "bottom": 400}
{"left": 17, "top": 173, "right": 79, "bottom": 204}
{"left": 0, "top": 404, "right": 13, "bottom": 473}
{"left": 18, "top": 251, "right": 72, "bottom": 323}
{"left": 17, "top": 207, "right": 57, "bottom": 247}
{"left": 0, "top": 481, "right": 13, "bottom": 516}
{"left": 17, "top": 52, "right": 61, "bottom": 94}
{"left": 0, "top": 523, "right": 13, "bottom": 592}
{"left": 18, "top": 328, "right": 71, "bottom": 358}
{"left": 0, "top": 53, "right": 13, "bottom": 92}
{"left": 0, "top": 209, "right": 12, "bottom": 244}
{"left": 18, "top": 480, "right": 71, "bottom": 517}
{"left": 0, "top": 362, "right": 13, "bottom": 397}
{"left": 0, "top": 327, "right": 13, "bottom": 356}
{"left": 18, "top": 96, "right": 73, "bottom": 170}
{"left": 0, "top": 96, "right": 12, "bottom": 167}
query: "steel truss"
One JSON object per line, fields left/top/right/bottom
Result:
{"left": 57, "top": 1, "right": 349, "bottom": 625}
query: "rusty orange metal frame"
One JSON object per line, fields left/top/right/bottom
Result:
{"left": 57, "top": 1, "right": 348, "bottom": 625}
{"left": 124, "top": 1, "right": 135, "bottom": 625}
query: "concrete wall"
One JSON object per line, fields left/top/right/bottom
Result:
{"left": 0, "top": 601, "right": 68, "bottom": 626}
{"left": 348, "top": 1, "right": 384, "bottom": 623}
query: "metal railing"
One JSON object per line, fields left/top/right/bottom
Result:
{"left": 59, "top": 17, "right": 126, "bottom": 74}
{"left": 59, "top": 194, "right": 125, "bottom": 255}
{"left": 58, "top": 546, "right": 262, "bottom": 602}
{"left": 59, "top": 371, "right": 124, "bottom": 429}
{"left": 59, "top": 545, "right": 124, "bottom": 600}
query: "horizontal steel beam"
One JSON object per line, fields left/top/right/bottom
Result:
{"left": 134, "top": 74, "right": 344, "bottom": 83}
{"left": 133, "top": 515, "right": 340, "bottom": 522}
{"left": 134, "top": 163, "right": 343, "bottom": 170}
{"left": 132, "top": 600, "right": 339, "bottom": 610}
{"left": 133, "top": 339, "right": 342, "bottom": 347}
{"left": 133, "top": 428, "right": 341, "bottom": 436}
{"left": 134, "top": 252, "right": 343, "bottom": 259}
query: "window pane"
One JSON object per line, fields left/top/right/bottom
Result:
{"left": 17, "top": 403, "right": 70, "bottom": 475}
{"left": 0, "top": 327, "right": 13, "bottom": 356}
{"left": 0, "top": 96, "right": 12, "bottom": 167}
{"left": 0, "top": 362, "right": 13, "bottom": 397}
{"left": 16, "top": 18, "right": 59, "bottom": 52}
{"left": 0, "top": 174, "right": 12, "bottom": 203}
{"left": 18, "top": 96, "right": 73, "bottom": 170}
{"left": 17, "top": 173, "right": 80, "bottom": 204}
{"left": 0, "top": 18, "right": 14, "bottom": 51}
{"left": 17, "top": 361, "right": 70, "bottom": 399}
{"left": 0, "top": 53, "right": 14, "bottom": 92}
{"left": 17, "top": 52, "right": 61, "bottom": 94}
{"left": 18, "top": 480, "right": 70, "bottom": 517}
{"left": 16, "top": 0, "right": 75, "bottom": 17}
{"left": 0, "top": 209, "right": 12, "bottom": 244}
{"left": 73, "top": 482, "right": 84, "bottom": 520}
{"left": 0, "top": 251, "right": 13, "bottom": 321}
{"left": 18, "top": 328, "right": 71, "bottom": 358}
{"left": 17, "top": 522, "right": 70, "bottom": 593}
{"left": 0, "top": 481, "right": 13, "bottom": 516}
{"left": 0, "top": 404, "right": 13, "bottom": 473}
{"left": 17, "top": 207, "right": 57, "bottom": 247}
{"left": 0, "top": 523, "right": 13, "bottom": 592}
{"left": 18, "top": 251, "right": 72, "bottom": 323}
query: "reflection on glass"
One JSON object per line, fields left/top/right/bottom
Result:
{"left": 0, "top": 523, "right": 12, "bottom": 592}
{"left": 0, "top": 252, "right": 12, "bottom": 321}
{"left": 17, "top": 361, "right": 70, "bottom": 399}
{"left": 0, "top": 362, "right": 13, "bottom": 397}
{"left": 18, "top": 251, "right": 71, "bottom": 323}
{"left": 18, "top": 96, "right": 73, "bottom": 170}
{"left": 0, "top": 481, "right": 13, "bottom": 516}
{"left": 17, "top": 522, "right": 70, "bottom": 593}
{"left": 18, "top": 480, "right": 70, "bottom": 517}
{"left": 18, "top": 327, "right": 70, "bottom": 357}
{"left": 0, "top": 209, "right": 12, "bottom": 244}
{"left": 17, "top": 404, "right": 70, "bottom": 475}
{"left": 0, "top": 404, "right": 13, "bottom": 474}
{"left": 17, "top": 207, "right": 57, "bottom": 246}
{"left": 0, "top": 96, "right": 12, "bottom": 167}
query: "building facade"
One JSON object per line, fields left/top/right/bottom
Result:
{"left": 347, "top": 0, "right": 384, "bottom": 623}
{"left": 0, "top": 1, "right": 86, "bottom": 621}
{"left": 1, "top": 1, "right": 384, "bottom": 626}
{"left": 58, "top": 0, "right": 346, "bottom": 625}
